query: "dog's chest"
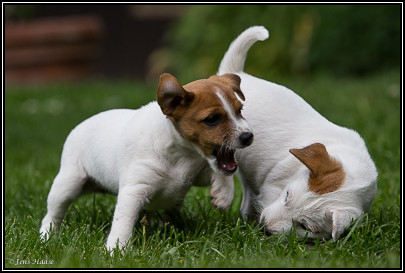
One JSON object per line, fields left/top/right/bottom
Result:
{"left": 144, "top": 154, "right": 208, "bottom": 210}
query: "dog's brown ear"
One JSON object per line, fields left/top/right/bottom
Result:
{"left": 289, "top": 143, "right": 346, "bottom": 195}
{"left": 220, "top": 73, "right": 245, "bottom": 101}
{"left": 157, "top": 73, "right": 194, "bottom": 117}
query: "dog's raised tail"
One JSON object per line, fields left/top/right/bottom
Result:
{"left": 218, "top": 26, "right": 269, "bottom": 75}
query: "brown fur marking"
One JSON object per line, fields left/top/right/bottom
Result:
{"left": 289, "top": 143, "right": 346, "bottom": 195}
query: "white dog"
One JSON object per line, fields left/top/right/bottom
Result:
{"left": 40, "top": 73, "right": 253, "bottom": 251}
{"left": 218, "top": 26, "right": 377, "bottom": 240}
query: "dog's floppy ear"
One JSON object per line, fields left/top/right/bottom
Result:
{"left": 220, "top": 73, "right": 245, "bottom": 101}
{"left": 289, "top": 143, "right": 346, "bottom": 195}
{"left": 328, "top": 209, "right": 361, "bottom": 240}
{"left": 157, "top": 73, "right": 194, "bottom": 117}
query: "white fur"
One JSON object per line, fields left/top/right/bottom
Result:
{"left": 218, "top": 26, "right": 377, "bottom": 240}
{"left": 40, "top": 93, "right": 249, "bottom": 251}
{"left": 218, "top": 26, "right": 269, "bottom": 75}
{"left": 216, "top": 91, "right": 252, "bottom": 139}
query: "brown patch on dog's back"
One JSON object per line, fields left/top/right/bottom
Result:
{"left": 289, "top": 143, "right": 345, "bottom": 195}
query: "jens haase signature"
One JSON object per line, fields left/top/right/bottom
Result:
{"left": 10, "top": 258, "right": 55, "bottom": 266}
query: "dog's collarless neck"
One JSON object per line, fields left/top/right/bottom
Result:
{"left": 164, "top": 117, "right": 197, "bottom": 153}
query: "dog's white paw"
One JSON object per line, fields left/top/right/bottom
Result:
{"left": 39, "top": 216, "right": 59, "bottom": 241}
{"left": 210, "top": 176, "right": 234, "bottom": 211}
{"left": 106, "top": 238, "right": 129, "bottom": 257}
{"left": 39, "top": 229, "right": 51, "bottom": 242}
{"left": 210, "top": 191, "right": 233, "bottom": 211}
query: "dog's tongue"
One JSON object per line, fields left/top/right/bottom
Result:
{"left": 217, "top": 149, "right": 237, "bottom": 173}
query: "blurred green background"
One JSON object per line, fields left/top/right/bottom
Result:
{"left": 5, "top": 4, "right": 400, "bottom": 84}
{"left": 162, "top": 5, "right": 400, "bottom": 82}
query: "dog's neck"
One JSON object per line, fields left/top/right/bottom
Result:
{"left": 163, "top": 115, "right": 204, "bottom": 157}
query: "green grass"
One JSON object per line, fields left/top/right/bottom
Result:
{"left": 4, "top": 70, "right": 400, "bottom": 268}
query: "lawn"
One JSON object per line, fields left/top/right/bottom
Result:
{"left": 4, "top": 69, "right": 401, "bottom": 268}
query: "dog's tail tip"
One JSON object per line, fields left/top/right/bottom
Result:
{"left": 218, "top": 25, "right": 269, "bottom": 75}
{"left": 251, "top": 25, "right": 270, "bottom": 41}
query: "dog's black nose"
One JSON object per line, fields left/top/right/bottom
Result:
{"left": 259, "top": 223, "right": 272, "bottom": 236}
{"left": 239, "top": 132, "right": 254, "bottom": 146}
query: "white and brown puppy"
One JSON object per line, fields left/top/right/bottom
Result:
{"left": 39, "top": 73, "right": 253, "bottom": 251}
{"left": 218, "top": 26, "right": 377, "bottom": 240}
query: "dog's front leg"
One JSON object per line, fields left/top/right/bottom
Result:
{"left": 210, "top": 174, "right": 234, "bottom": 211}
{"left": 106, "top": 183, "right": 152, "bottom": 252}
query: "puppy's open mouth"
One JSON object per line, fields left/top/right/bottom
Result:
{"left": 213, "top": 146, "right": 238, "bottom": 174}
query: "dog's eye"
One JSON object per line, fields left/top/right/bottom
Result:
{"left": 284, "top": 190, "right": 290, "bottom": 203}
{"left": 202, "top": 114, "right": 221, "bottom": 126}
{"left": 236, "top": 107, "right": 243, "bottom": 116}
{"left": 298, "top": 222, "right": 310, "bottom": 232}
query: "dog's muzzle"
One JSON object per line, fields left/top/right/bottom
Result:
{"left": 213, "top": 147, "right": 238, "bottom": 174}
{"left": 212, "top": 131, "right": 253, "bottom": 174}
{"left": 239, "top": 131, "right": 254, "bottom": 147}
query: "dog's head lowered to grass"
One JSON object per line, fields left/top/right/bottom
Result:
{"left": 260, "top": 142, "right": 377, "bottom": 240}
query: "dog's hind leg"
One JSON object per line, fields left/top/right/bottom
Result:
{"left": 39, "top": 164, "right": 87, "bottom": 240}
{"left": 239, "top": 174, "right": 262, "bottom": 221}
